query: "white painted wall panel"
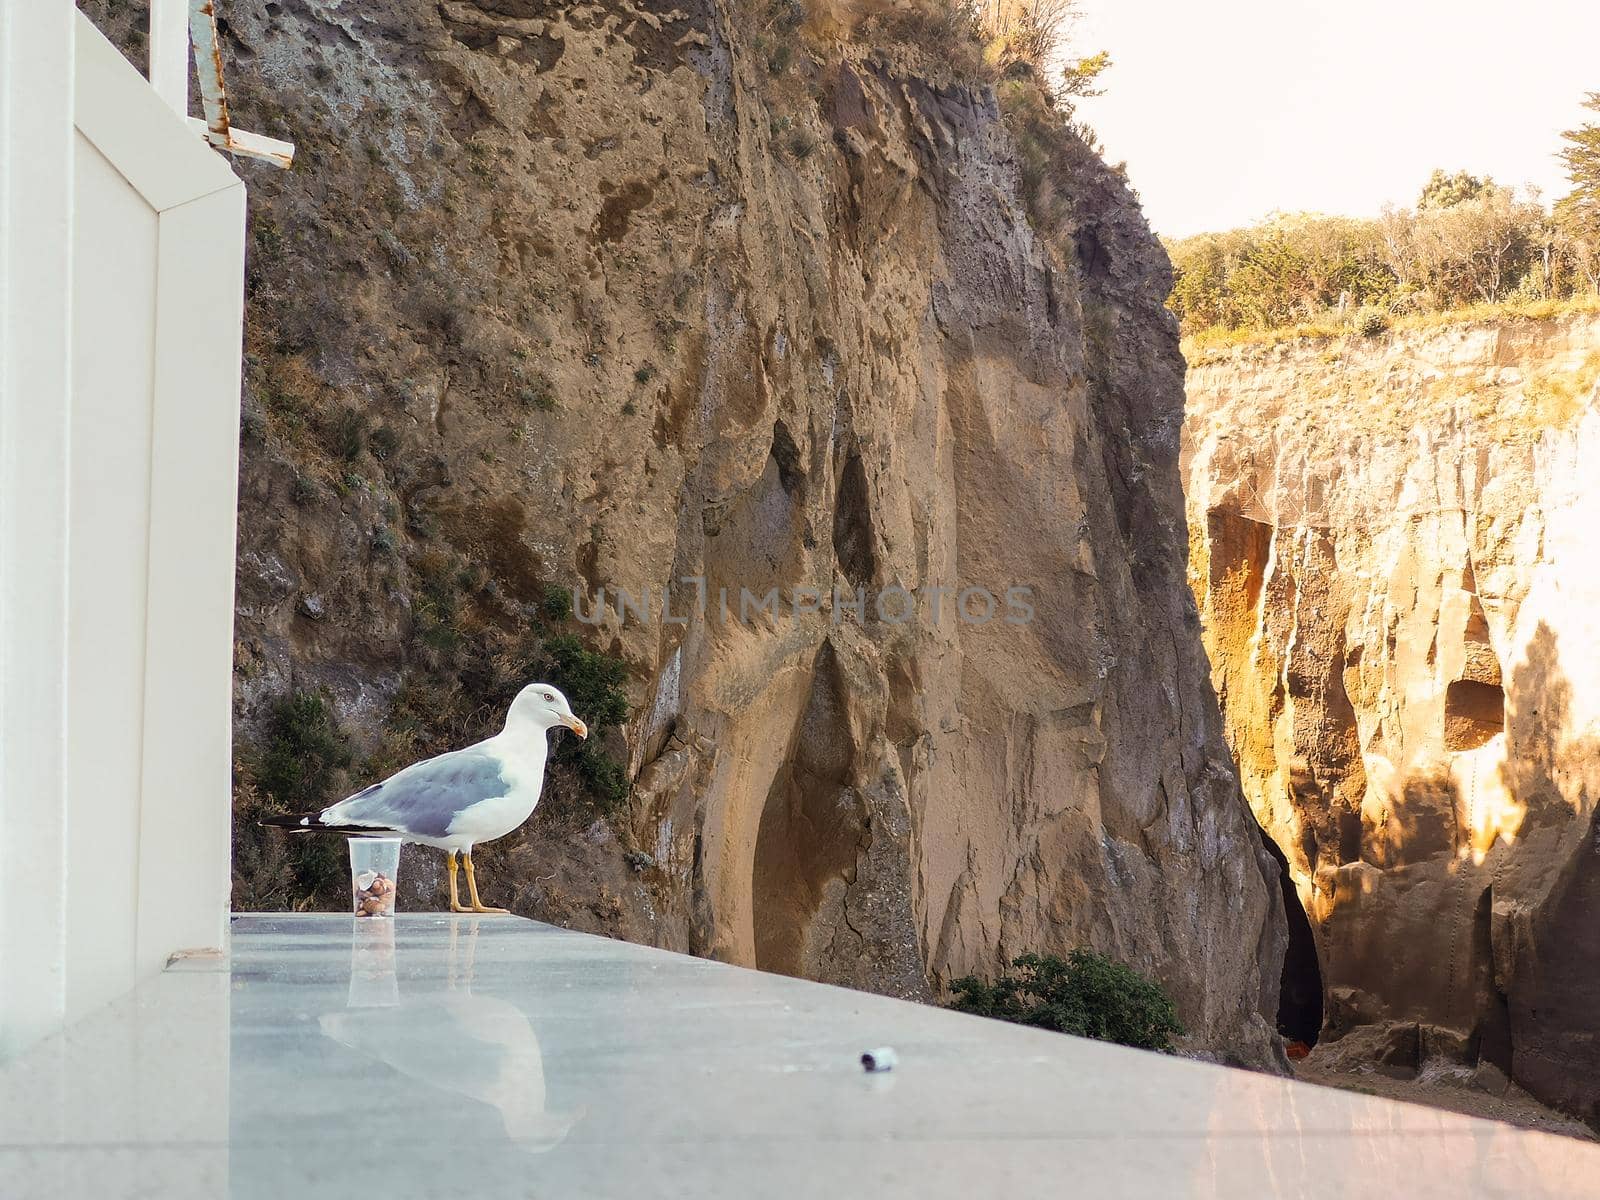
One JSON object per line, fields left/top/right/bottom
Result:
{"left": 137, "top": 183, "right": 245, "bottom": 978}
{"left": 65, "top": 133, "right": 160, "bottom": 1024}
{"left": 0, "top": 0, "right": 75, "bottom": 1064}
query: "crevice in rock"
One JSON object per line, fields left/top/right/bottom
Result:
{"left": 1470, "top": 884, "right": 1514, "bottom": 1073}
{"left": 751, "top": 643, "right": 863, "bottom": 979}
{"left": 1257, "top": 823, "right": 1324, "bottom": 1047}
{"left": 769, "top": 418, "right": 804, "bottom": 497}
{"left": 832, "top": 451, "right": 877, "bottom": 588}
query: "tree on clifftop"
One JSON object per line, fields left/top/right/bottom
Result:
{"left": 1557, "top": 93, "right": 1600, "bottom": 291}
{"left": 1418, "top": 168, "right": 1492, "bottom": 210}
{"left": 1557, "top": 94, "right": 1600, "bottom": 223}
{"left": 977, "top": 0, "right": 1109, "bottom": 108}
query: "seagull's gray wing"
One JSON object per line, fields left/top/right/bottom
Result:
{"left": 321, "top": 746, "right": 511, "bottom": 838}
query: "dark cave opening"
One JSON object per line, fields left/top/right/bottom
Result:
{"left": 1257, "top": 826, "right": 1324, "bottom": 1047}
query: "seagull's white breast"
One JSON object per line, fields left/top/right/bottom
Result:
{"left": 445, "top": 735, "right": 549, "bottom": 847}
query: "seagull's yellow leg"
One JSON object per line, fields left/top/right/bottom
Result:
{"left": 447, "top": 850, "right": 470, "bottom": 913}
{"left": 462, "top": 851, "right": 509, "bottom": 915}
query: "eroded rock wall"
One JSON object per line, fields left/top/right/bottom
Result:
{"left": 87, "top": 0, "right": 1285, "bottom": 1065}
{"left": 1185, "top": 315, "right": 1600, "bottom": 1119}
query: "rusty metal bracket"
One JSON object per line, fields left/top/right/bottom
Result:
{"left": 187, "top": 0, "right": 295, "bottom": 168}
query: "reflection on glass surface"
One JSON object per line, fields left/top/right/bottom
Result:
{"left": 345, "top": 916, "right": 399, "bottom": 1008}
{"left": 229, "top": 916, "right": 591, "bottom": 1200}
{"left": 217, "top": 913, "right": 1600, "bottom": 1200}
{"left": 317, "top": 918, "right": 584, "bottom": 1152}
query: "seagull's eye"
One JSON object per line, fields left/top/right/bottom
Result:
{"left": 542, "top": 692, "right": 554, "bottom": 702}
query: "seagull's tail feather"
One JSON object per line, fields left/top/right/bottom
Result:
{"left": 258, "top": 813, "right": 314, "bottom": 830}
{"left": 259, "top": 813, "right": 404, "bottom": 837}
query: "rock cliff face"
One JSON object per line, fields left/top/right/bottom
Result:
{"left": 88, "top": 0, "right": 1285, "bottom": 1064}
{"left": 1185, "top": 314, "right": 1600, "bottom": 1121}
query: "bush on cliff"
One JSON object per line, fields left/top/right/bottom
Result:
{"left": 948, "top": 950, "right": 1184, "bottom": 1052}
{"left": 1354, "top": 305, "right": 1390, "bottom": 338}
{"left": 538, "top": 633, "right": 632, "bottom": 811}
{"left": 237, "top": 691, "right": 356, "bottom": 907}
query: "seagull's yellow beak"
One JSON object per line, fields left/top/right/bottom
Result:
{"left": 564, "top": 716, "right": 589, "bottom": 739}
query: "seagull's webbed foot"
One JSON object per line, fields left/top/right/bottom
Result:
{"left": 462, "top": 852, "right": 509, "bottom": 915}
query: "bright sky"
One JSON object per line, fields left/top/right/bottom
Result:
{"left": 1070, "top": 0, "right": 1600, "bottom": 238}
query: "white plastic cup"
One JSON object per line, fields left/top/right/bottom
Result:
{"left": 349, "top": 837, "right": 401, "bottom": 918}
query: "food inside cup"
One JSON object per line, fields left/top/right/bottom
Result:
{"left": 354, "top": 870, "right": 396, "bottom": 917}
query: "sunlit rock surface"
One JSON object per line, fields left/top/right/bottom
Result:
{"left": 1184, "top": 313, "right": 1600, "bottom": 1123}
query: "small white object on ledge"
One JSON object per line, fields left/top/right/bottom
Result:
{"left": 860, "top": 1047, "right": 897, "bottom": 1072}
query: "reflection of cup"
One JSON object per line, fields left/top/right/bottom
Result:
{"left": 348, "top": 916, "right": 399, "bottom": 1008}
{"left": 349, "top": 837, "right": 401, "bottom": 917}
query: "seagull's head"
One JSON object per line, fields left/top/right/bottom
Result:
{"left": 506, "top": 683, "right": 588, "bottom": 740}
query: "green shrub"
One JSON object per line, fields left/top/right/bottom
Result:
{"left": 948, "top": 950, "right": 1184, "bottom": 1052}
{"left": 406, "top": 503, "right": 438, "bottom": 540}
{"left": 231, "top": 766, "right": 295, "bottom": 911}
{"left": 1354, "top": 305, "right": 1390, "bottom": 337}
{"left": 540, "top": 582, "right": 573, "bottom": 622}
{"left": 540, "top": 634, "right": 629, "bottom": 729}
{"left": 240, "top": 409, "right": 265, "bottom": 444}
{"left": 253, "top": 692, "right": 355, "bottom": 902}
{"left": 323, "top": 407, "right": 367, "bottom": 461}
{"left": 368, "top": 424, "right": 400, "bottom": 461}
{"left": 574, "top": 747, "right": 630, "bottom": 811}
{"left": 411, "top": 555, "right": 463, "bottom": 654}
{"left": 257, "top": 692, "right": 353, "bottom": 811}
{"left": 540, "top": 634, "right": 631, "bottom": 811}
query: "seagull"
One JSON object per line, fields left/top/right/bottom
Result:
{"left": 264, "top": 683, "right": 588, "bottom": 914}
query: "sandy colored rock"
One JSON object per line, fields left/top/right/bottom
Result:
{"left": 1185, "top": 314, "right": 1600, "bottom": 1123}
